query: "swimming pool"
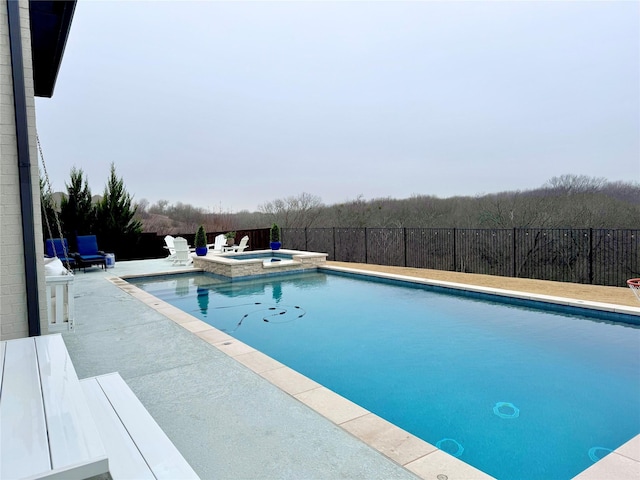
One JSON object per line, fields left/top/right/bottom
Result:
{"left": 129, "top": 270, "right": 640, "bottom": 479}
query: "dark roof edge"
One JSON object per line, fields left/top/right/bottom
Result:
{"left": 30, "top": 0, "right": 77, "bottom": 98}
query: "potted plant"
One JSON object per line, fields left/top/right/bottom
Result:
{"left": 270, "top": 223, "right": 281, "bottom": 250}
{"left": 194, "top": 225, "right": 208, "bottom": 256}
{"left": 225, "top": 231, "right": 236, "bottom": 246}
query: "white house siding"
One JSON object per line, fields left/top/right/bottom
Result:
{"left": 0, "top": 0, "right": 47, "bottom": 339}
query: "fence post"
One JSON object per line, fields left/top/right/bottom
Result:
{"left": 512, "top": 228, "right": 517, "bottom": 278}
{"left": 364, "top": 227, "right": 368, "bottom": 264}
{"left": 404, "top": 227, "right": 408, "bottom": 267}
{"left": 588, "top": 228, "right": 593, "bottom": 285}
{"left": 453, "top": 228, "right": 457, "bottom": 271}
{"left": 304, "top": 228, "right": 308, "bottom": 251}
{"left": 333, "top": 227, "right": 336, "bottom": 261}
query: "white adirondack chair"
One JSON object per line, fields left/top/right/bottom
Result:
{"left": 207, "top": 234, "right": 226, "bottom": 254}
{"left": 232, "top": 235, "right": 249, "bottom": 253}
{"left": 164, "top": 235, "right": 177, "bottom": 261}
{"left": 172, "top": 237, "right": 193, "bottom": 266}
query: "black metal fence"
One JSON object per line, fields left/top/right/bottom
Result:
{"left": 282, "top": 228, "right": 639, "bottom": 287}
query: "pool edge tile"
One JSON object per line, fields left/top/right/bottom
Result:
{"left": 234, "top": 350, "right": 286, "bottom": 373}
{"left": 259, "top": 366, "right": 321, "bottom": 396}
{"left": 212, "top": 339, "right": 256, "bottom": 357}
{"left": 196, "top": 328, "right": 234, "bottom": 344}
{"left": 340, "top": 413, "right": 437, "bottom": 467}
{"left": 404, "top": 449, "right": 495, "bottom": 479}
{"left": 615, "top": 434, "right": 640, "bottom": 461}
{"left": 156, "top": 308, "right": 197, "bottom": 325}
{"left": 322, "top": 266, "right": 639, "bottom": 316}
{"left": 571, "top": 451, "right": 640, "bottom": 479}
{"left": 181, "top": 320, "right": 213, "bottom": 333}
{"left": 150, "top": 304, "right": 185, "bottom": 316}
{"left": 294, "top": 387, "right": 369, "bottom": 425}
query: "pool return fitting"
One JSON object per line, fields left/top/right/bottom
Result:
{"left": 493, "top": 402, "right": 520, "bottom": 419}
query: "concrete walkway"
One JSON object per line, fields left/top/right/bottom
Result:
{"left": 62, "top": 259, "right": 418, "bottom": 480}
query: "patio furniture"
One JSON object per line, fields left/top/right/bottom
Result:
{"left": 207, "top": 234, "right": 226, "bottom": 254}
{"left": 45, "top": 257, "right": 75, "bottom": 331}
{"left": 74, "top": 235, "right": 107, "bottom": 271}
{"left": 0, "top": 334, "right": 199, "bottom": 480}
{"left": 0, "top": 334, "right": 109, "bottom": 479}
{"left": 231, "top": 235, "right": 249, "bottom": 253}
{"left": 81, "top": 373, "right": 199, "bottom": 479}
{"left": 45, "top": 237, "right": 76, "bottom": 270}
{"left": 164, "top": 235, "right": 177, "bottom": 261}
{"left": 172, "top": 237, "right": 193, "bottom": 266}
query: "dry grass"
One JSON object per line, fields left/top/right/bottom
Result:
{"left": 328, "top": 261, "right": 640, "bottom": 308}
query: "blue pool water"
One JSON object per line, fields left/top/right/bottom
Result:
{"left": 130, "top": 271, "right": 640, "bottom": 479}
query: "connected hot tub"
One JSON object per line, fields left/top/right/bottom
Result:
{"left": 192, "top": 249, "right": 328, "bottom": 278}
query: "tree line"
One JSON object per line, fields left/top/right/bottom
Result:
{"left": 44, "top": 172, "right": 639, "bottom": 249}
{"left": 134, "top": 174, "right": 640, "bottom": 233}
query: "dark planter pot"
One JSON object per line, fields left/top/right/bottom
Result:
{"left": 195, "top": 246, "right": 208, "bottom": 256}
{"left": 270, "top": 241, "right": 281, "bottom": 250}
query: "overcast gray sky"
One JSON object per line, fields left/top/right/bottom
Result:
{"left": 35, "top": 0, "right": 639, "bottom": 213}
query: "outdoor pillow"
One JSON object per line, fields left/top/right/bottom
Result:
{"left": 44, "top": 257, "right": 69, "bottom": 276}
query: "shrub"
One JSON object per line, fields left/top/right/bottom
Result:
{"left": 195, "top": 225, "right": 207, "bottom": 248}
{"left": 270, "top": 223, "right": 280, "bottom": 242}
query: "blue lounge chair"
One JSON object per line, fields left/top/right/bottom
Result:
{"left": 45, "top": 238, "right": 76, "bottom": 270}
{"left": 75, "top": 235, "right": 106, "bottom": 271}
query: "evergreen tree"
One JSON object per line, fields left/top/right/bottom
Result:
{"left": 40, "top": 175, "right": 60, "bottom": 241}
{"left": 60, "top": 167, "right": 95, "bottom": 246}
{"left": 95, "top": 163, "right": 142, "bottom": 257}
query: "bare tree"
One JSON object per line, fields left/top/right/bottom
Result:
{"left": 326, "top": 195, "right": 373, "bottom": 228}
{"left": 148, "top": 199, "right": 170, "bottom": 215}
{"left": 543, "top": 174, "right": 607, "bottom": 195}
{"left": 477, "top": 192, "right": 551, "bottom": 228}
{"left": 134, "top": 198, "right": 150, "bottom": 219}
{"left": 259, "top": 192, "right": 323, "bottom": 228}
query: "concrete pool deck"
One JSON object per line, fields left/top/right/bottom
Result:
{"left": 60, "top": 258, "right": 640, "bottom": 479}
